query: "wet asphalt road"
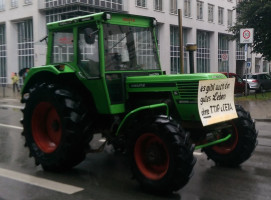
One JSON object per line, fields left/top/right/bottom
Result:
{"left": 0, "top": 98, "right": 271, "bottom": 200}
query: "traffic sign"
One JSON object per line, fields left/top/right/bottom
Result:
{"left": 247, "top": 62, "right": 251, "bottom": 68}
{"left": 221, "top": 53, "right": 228, "bottom": 61}
{"left": 240, "top": 28, "right": 254, "bottom": 44}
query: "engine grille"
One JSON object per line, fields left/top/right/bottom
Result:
{"left": 176, "top": 81, "right": 199, "bottom": 103}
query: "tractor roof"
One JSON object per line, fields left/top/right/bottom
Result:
{"left": 47, "top": 12, "right": 156, "bottom": 30}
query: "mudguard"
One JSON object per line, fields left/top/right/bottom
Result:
{"left": 116, "top": 103, "right": 169, "bottom": 136}
{"left": 21, "top": 64, "right": 76, "bottom": 94}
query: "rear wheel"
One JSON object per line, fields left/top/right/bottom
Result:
{"left": 203, "top": 105, "right": 257, "bottom": 167}
{"left": 128, "top": 116, "right": 196, "bottom": 194}
{"left": 21, "top": 83, "right": 93, "bottom": 171}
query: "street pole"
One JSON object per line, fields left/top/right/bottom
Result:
{"left": 178, "top": 9, "right": 184, "bottom": 74}
{"left": 245, "top": 44, "right": 248, "bottom": 96}
{"left": 240, "top": 28, "right": 254, "bottom": 96}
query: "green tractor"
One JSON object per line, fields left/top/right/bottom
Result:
{"left": 21, "top": 12, "right": 257, "bottom": 194}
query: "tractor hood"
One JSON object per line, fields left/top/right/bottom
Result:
{"left": 126, "top": 73, "right": 226, "bottom": 92}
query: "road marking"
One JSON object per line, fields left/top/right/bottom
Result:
{"left": 0, "top": 98, "right": 20, "bottom": 102}
{"left": 0, "top": 104, "right": 23, "bottom": 109}
{"left": 0, "top": 123, "right": 23, "bottom": 130}
{"left": 193, "top": 152, "right": 203, "bottom": 156}
{"left": 0, "top": 168, "right": 84, "bottom": 194}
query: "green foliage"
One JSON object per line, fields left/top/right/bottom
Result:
{"left": 229, "top": 0, "right": 271, "bottom": 61}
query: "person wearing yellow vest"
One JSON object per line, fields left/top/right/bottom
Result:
{"left": 11, "top": 72, "right": 20, "bottom": 92}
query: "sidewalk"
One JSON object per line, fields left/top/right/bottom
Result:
{"left": 235, "top": 99, "right": 271, "bottom": 121}
{"left": 0, "top": 85, "right": 21, "bottom": 100}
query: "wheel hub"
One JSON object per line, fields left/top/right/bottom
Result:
{"left": 51, "top": 120, "right": 60, "bottom": 132}
{"left": 145, "top": 144, "right": 164, "bottom": 164}
{"left": 212, "top": 123, "right": 238, "bottom": 154}
{"left": 134, "top": 133, "right": 169, "bottom": 180}
{"left": 32, "top": 102, "right": 62, "bottom": 153}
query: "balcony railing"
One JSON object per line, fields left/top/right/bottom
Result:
{"left": 39, "top": 0, "right": 125, "bottom": 11}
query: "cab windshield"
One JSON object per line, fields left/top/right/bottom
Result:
{"left": 103, "top": 24, "right": 160, "bottom": 71}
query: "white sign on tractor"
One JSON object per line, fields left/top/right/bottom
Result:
{"left": 198, "top": 78, "right": 238, "bottom": 126}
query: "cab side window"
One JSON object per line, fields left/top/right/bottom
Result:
{"left": 52, "top": 30, "right": 74, "bottom": 63}
{"left": 78, "top": 27, "right": 100, "bottom": 78}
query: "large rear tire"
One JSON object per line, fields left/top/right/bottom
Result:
{"left": 203, "top": 105, "right": 258, "bottom": 167}
{"left": 128, "top": 116, "right": 196, "bottom": 194}
{"left": 21, "top": 83, "right": 93, "bottom": 171}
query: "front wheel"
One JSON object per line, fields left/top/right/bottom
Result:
{"left": 203, "top": 105, "right": 258, "bottom": 167}
{"left": 128, "top": 116, "right": 196, "bottom": 194}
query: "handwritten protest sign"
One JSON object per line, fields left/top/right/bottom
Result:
{"left": 198, "top": 78, "right": 237, "bottom": 126}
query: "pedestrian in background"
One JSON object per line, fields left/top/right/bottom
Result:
{"left": 23, "top": 68, "right": 29, "bottom": 81}
{"left": 11, "top": 72, "right": 20, "bottom": 92}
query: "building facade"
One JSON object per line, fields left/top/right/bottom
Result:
{"left": 0, "top": 0, "right": 269, "bottom": 84}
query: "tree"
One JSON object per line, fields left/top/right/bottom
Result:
{"left": 229, "top": 0, "right": 271, "bottom": 61}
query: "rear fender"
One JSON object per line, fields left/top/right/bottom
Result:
{"left": 21, "top": 64, "right": 75, "bottom": 94}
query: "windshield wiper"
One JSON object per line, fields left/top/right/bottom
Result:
{"left": 106, "top": 31, "right": 131, "bottom": 53}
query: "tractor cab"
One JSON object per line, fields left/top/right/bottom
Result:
{"left": 44, "top": 12, "right": 162, "bottom": 114}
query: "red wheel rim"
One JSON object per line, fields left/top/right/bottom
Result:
{"left": 134, "top": 133, "right": 169, "bottom": 180}
{"left": 212, "top": 123, "right": 239, "bottom": 154}
{"left": 32, "top": 102, "right": 62, "bottom": 153}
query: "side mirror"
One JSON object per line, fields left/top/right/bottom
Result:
{"left": 84, "top": 28, "right": 96, "bottom": 44}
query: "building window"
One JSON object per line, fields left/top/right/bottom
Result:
{"left": 0, "top": 24, "right": 6, "bottom": 79}
{"left": 218, "top": 7, "right": 224, "bottom": 24}
{"left": 170, "top": 0, "right": 177, "bottom": 14}
{"left": 136, "top": 0, "right": 146, "bottom": 8}
{"left": 236, "top": 42, "right": 245, "bottom": 61}
{"left": 263, "top": 60, "right": 269, "bottom": 72}
{"left": 11, "top": 0, "right": 18, "bottom": 8}
{"left": 170, "top": 26, "right": 179, "bottom": 73}
{"left": 24, "top": 0, "right": 32, "bottom": 5}
{"left": 183, "top": 29, "right": 188, "bottom": 73}
{"left": 208, "top": 4, "right": 214, "bottom": 23}
{"left": 218, "top": 34, "right": 229, "bottom": 72}
{"left": 0, "top": 0, "right": 4, "bottom": 11}
{"left": 184, "top": 0, "right": 191, "bottom": 17}
{"left": 45, "top": 3, "right": 123, "bottom": 23}
{"left": 228, "top": 9, "right": 233, "bottom": 26}
{"left": 45, "top": 1, "right": 123, "bottom": 13}
{"left": 197, "top": 31, "right": 210, "bottom": 73}
{"left": 154, "top": 0, "right": 162, "bottom": 11}
{"left": 197, "top": 1, "right": 203, "bottom": 20}
{"left": 17, "top": 20, "right": 34, "bottom": 72}
{"left": 170, "top": 26, "right": 188, "bottom": 74}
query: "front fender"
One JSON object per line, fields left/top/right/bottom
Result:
{"left": 116, "top": 103, "right": 169, "bottom": 136}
